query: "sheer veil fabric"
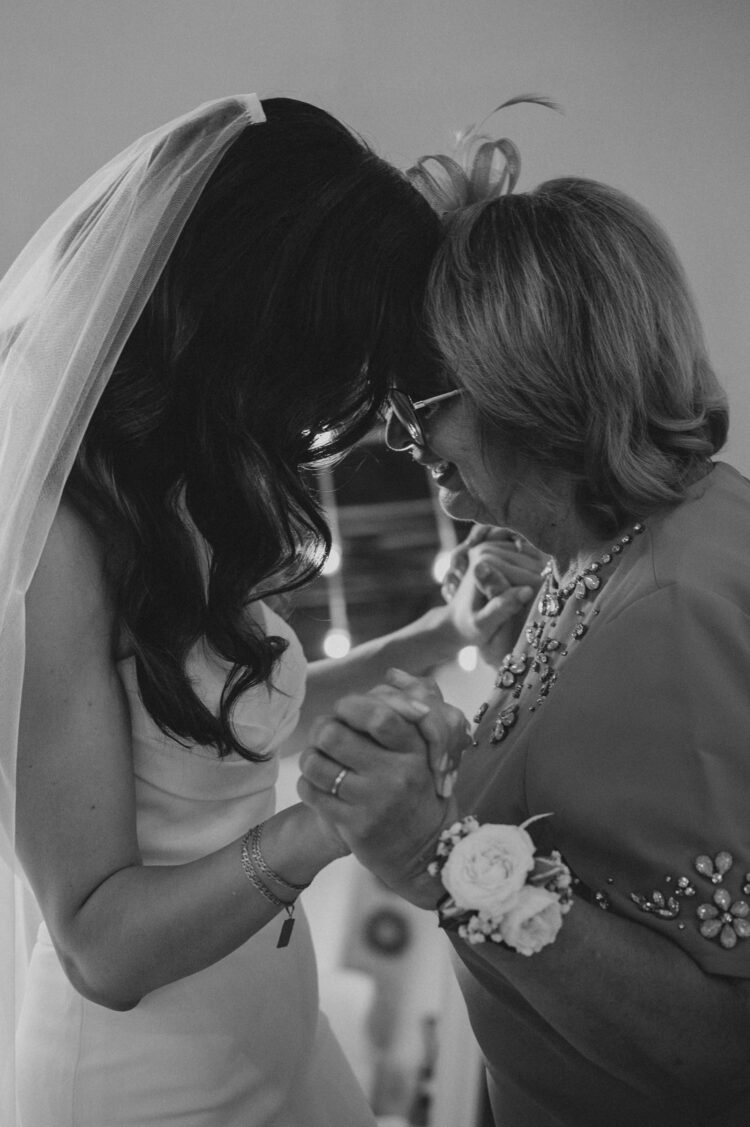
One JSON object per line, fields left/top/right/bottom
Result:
{"left": 0, "top": 94, "right": 266, "bottom": 1123}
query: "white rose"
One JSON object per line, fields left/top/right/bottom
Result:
{"left": 441, "top": 823, "right": 535, "bottom": 916}
{"left": 499, "top": 885, "right": 564, "bottom": 956}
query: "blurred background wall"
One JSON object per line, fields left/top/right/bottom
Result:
{"left": 2, "top": 0, "right": 749, "bottom": 466}
{"left": 3, "top": 3, "right": 748, "bottom": 1123}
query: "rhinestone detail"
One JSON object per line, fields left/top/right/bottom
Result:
{"left": 629, "top": 850, "right": 750, "bottom": 951}
{"left": 472, "top": 523, "right": 644, "bottom": 749}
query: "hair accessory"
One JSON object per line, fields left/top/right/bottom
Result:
{"left": 240, "top": 825, "right": 305, "bottom": 947}
{"left": 429, "top": 814, "right": 572, "bottom": 954}
{"left": 330, "top": 767, "right": 348, "bottom": 798}
{"left": 245, "top": 93, "right": 266, "bottom": 125}
{"left": 407, "top": 94, "right": 560, "bottom": 216}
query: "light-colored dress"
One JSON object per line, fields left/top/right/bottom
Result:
{"left": 15, "top": 603, "right": 376, "bottom": 1126}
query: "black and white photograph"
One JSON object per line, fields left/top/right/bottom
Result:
{"left": 1, "top": 3, "right": 749, "bottom": 1125}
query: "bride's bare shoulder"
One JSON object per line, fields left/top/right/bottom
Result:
{"left": 28, "top": 498, "right": 116, "bottom": 638}
{"left": 46, "top": 497, "right": 107, "bottom": 574}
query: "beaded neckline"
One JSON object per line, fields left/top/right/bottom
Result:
{"left": 473, "top": 522, "right": 646, "bottom": 746}
{"left": 538, "top": 523, "right": 646, "bottom": 617}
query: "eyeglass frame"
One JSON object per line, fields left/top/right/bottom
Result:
{"left": 384, "top": 387, "right": 462, "bottom": 447}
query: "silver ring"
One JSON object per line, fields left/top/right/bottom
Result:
{"left": 330, "top": 767, "right": 348, "bottom": 798}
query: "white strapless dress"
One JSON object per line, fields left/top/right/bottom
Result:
{"left": 16, "top": 603, "right": 376, "bottom": 1126}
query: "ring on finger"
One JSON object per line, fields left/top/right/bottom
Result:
{"left": 330, "top": 767, "right": 349, "bottom": 799}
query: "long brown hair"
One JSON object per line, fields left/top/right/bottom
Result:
{"left": 66, "top": 97, "right": 440, "bottom": 758}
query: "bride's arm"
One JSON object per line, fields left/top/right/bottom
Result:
{"left": 281, "top": 538, "right": 540, "bottom": 757}
{"left": 16, "top": 503, "right": 412, "bottom": 1011}
{"left": 281, "top": 605, "right": 462, "bottom": 757}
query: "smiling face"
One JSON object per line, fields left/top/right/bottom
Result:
{"left": 386, "top": 391, "right": 571, "bottom": 554}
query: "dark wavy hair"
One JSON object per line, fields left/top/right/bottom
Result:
{"left": 427, "top": 177, "right": 728, "bottom": 537}
{"left": 65, "top": 97, "right": 440, "bottom": 759}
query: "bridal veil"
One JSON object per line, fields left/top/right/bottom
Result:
{"left": 0, "top": 93, "right": 266, "bottom": 1122}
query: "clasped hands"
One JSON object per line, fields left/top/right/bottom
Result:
{"left": 297, "top": 527, "right": 546, "bottom": 894}
{"left": 298, "top": 667, "right": 468, "bottom": 895}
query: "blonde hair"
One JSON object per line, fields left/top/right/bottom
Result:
{"left": 423, "top": 174, "right": 727, "bottom": 535}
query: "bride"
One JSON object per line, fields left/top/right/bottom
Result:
{"left": 1, "top": 94, "right": 536, "bottom": 1126}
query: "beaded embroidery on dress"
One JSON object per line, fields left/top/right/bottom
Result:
{"left": 473, "top": 523, "right": 645, "bottom": 745}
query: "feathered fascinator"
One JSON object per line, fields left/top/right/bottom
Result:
{"left": 406, "top": 94, "right": 561, "bottom": 215}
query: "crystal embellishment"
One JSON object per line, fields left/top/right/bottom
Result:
{"left": 630, "top": 889, "right": 681, "bottom": 920}
{"left": 628, "top": 850, "right": 750, "bottom": 951}
{"left": 696, "top": 888, "right": 750, "bottom": 949}
{"left": 694, "top": 852, "right": 733, "bottom": 883}
{"left": 490, "top": 706, "right": 519, "bottom": 744}
{"left": 472, "top": 523, "right": 644, "bottom": 751}
{"left": 537, "top": 524, "right": 644, "bottom": 620}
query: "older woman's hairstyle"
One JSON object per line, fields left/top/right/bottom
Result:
{"left": 66, "top": 97, "right": 440, "bottom": 759}
{"left": 426, "top": 175, "right": 727, "bottom": 536}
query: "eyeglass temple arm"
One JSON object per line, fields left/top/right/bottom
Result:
{"left": 412, "top": 389, "right": 462, "bottom": 409}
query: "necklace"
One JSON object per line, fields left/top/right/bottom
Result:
{"left": 473, "top": 522, "right": 645, "bottom": 745}
{"left": 537, "top": 522, "right": 645, "bottom": 618}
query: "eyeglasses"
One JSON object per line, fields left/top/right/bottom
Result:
{"left": 384, "top": 388, "right": 462, "bottom": 447}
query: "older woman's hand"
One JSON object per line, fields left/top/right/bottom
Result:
{"left": 365, "top": 668, "right": 469, "bottom": 796}
{"left": 444, "top": 529, "right": 546, "bottom": 666}
{"left": 297, "top": 671, "right": 468, "bottom": 898}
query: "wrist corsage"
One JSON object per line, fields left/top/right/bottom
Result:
{"left": 429, "top": 814, "right": 572, "bottom": 955}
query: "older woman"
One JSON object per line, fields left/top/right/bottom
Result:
{"left": 299, "top": 171, "right": 750, "bottom": 1126}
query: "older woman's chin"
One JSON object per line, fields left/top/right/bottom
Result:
{"left": 436, "top": 483, "right": 485, "bottom": 524}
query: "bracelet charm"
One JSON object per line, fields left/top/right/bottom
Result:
{"left": 240, "top": 824, "right": 307, "bottom": 948}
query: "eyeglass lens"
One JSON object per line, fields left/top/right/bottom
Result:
{"left": 387, "top": 390, "right": 424, "bottom": 446}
